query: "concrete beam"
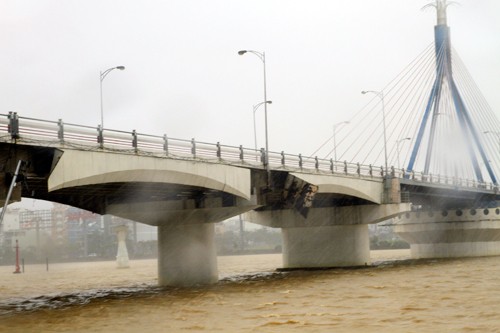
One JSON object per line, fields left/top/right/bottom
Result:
{"left": 48, "top": 149, "right": 251, "bottom": 200}
{"left": 244, "top": 203, "right": 411, "bottom": 228}
{"left": 107, "top": 199, "right": 260, "bottom": 226}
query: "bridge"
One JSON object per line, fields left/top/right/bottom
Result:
{"left": 1, "top": 0, "right": 500, "bottom": 286}
{"left": 1, "top": 109, "right": 498, "bottom": 285}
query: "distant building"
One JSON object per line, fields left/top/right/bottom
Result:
{"left": 1, "top": 204, "right": 157, "bottom": 255}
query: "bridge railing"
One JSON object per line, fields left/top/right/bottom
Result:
{"left": 0, "top": 112, "right": 497, "bottom": 192}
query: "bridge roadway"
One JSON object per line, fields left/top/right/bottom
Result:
{"left": 1, "top": 112, "right": 500, "bottom": 286}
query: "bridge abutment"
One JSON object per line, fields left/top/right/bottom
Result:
{"left": 282, "top": 224, "right": 370, "bottom": 268}
{"left": 158, "top": 223, "right": 218, "bottom": 286}
{"left": 394, "top": 208, "right": 500, "bottom": 258}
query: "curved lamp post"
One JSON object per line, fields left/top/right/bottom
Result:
{"left": 396, "top": 137, "right": 411, "bottom": 170}
{"left": 100, "top": 65, "right": 125, "bottom": 129}
{"left": 238, "top": 50, "right": 271, "bottom": 185}
{"left": 253, "top": 101, "right": 273, "bottom": 159}
{"left": 362, "top": 90, "right": 388, "bottom": 174}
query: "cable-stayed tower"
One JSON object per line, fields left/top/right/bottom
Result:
{"left": 406, "top": 0, "right": 497, "bottom": 184}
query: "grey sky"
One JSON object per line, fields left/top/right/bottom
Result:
{"left": 2, "top": 0, "right": 499, "bottom": 161}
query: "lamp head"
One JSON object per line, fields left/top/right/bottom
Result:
{"left": 238, "top": 50, "right": 247, "bottom": 55}
{"left": 361, "top": 91, "right": 368, "bottom": 94}
{"left": 266, "top": 101, "right": 272, "bottom": 104}
{"left": 116, "top": 66, "right": 125, "bottom": 70}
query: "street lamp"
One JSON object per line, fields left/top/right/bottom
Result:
{"left": 333, "top": 121, "right": 349, "bottom": 163}
{"left": 253, "top": 101, "right": 273, "bottom": 160}
{"left": 362, "top": 90, "right": 388, "bottom": 175}
{"left": 100, "top": 65, "right": 125, "bottom": 129}
{"left": 238, "top": 50, "right": 271, "bottom": 185}
{"left": 396, "top": 137, "right": 411, "bottom": 170}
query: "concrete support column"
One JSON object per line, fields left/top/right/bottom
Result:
{"left": 394, "top": 208, "right": 500, "bottom": 259}
{"left": 115, "top": 225, "right": 130, "bottom": 268}
{"left": 158, "top": 223, "right": 218, "bottom": 286}
{"left": 282, "top": 224, "right": 370, "bottom": 268}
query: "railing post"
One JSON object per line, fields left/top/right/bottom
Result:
{"left": 163, "top": 134, "right": 169, "bottom": 155}
{"left": 216, "top": 142, "right": 221, "bottom": 159}
{"left": 239, "top": 145, "right": 243, "bottom": 161}
{"left": 344, "top": 161, "right": 348, "bottom": 175}
{"left": 330, "top": 159, "right": 334, "bottom": 173}
{"left": 57, "top": 119, "right": 64, "bottom": 143}
{"left": 315, "top": 156, "right": 319, "bottom": 171}
{"left": 281, "top": 151, "right": 285, "bottom": 166}
{"left": 391, "top": 166, "right": 395, "bottom": 177}
{"left": 8, "top": 112, "right": 19, "bottom": 139}
{"left": 299, "top": 154, "right": 303, "bottom": 169}
{"left": 97, "top": 125, "right": 104, "bottom": 148}
{"left": 260, "top": 148, "right": 266, "bottom": 165}
{"left": 357, "top": 163, "right": 361, "bottom": 176}
{"left": 191, "top": 138, "right": 196, "bottom": 158}
{"left": 369, "top": 164, "right": 373, "bottom": 177}
{"left": 132, "top": 130, "right": 138, "bottom": 153}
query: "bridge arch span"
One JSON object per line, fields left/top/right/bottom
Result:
{"left": 290, "top": 172, "right": 384, "bottom": 204}
{"left": 48, "top": 149, "right": 251, "bottom": 200}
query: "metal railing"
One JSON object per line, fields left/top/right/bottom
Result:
{"left": 0, "top": 112, "right": 498, "bottom": 192}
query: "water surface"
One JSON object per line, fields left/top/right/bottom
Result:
{"left": 2, "top": 250, "right": 500, "bottom": 332}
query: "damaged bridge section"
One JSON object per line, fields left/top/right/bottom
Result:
{"left": 246, "top": 169, "right": 411, "bottom": 269}
{"left": 249, "top": 169, "right": 408, "bottom": 224}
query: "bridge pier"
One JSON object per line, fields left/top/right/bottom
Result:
{"left": 107, "top": 197, "right": 259, "bottom": 287}
{"left": 246, "top": 204, "right": 409, "bottom": 269}
{"left": 114, "top": 225, "right": 130, "bottom": 268}
{"left": 394, "top": 208, "right": 500, "bottom": 258}
{"left": 282, "top": 224, "right": 370, "bottom": 268}
{"left": 157, "top": 223, "right": 218, "bottom": 286}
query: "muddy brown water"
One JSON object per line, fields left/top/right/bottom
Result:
{"left": 1, "top": 250, "right": 500, "bottom": 332}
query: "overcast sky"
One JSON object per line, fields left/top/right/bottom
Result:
{"left": 2, "top": 0, "right": 499, "bottom": 165}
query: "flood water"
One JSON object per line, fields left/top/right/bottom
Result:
{"left": 1, "top": 250, "right": 500, "bottom": 332}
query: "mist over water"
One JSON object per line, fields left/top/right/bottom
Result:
{"left": 2, "top": 251, "right": 500, "bottom": 332}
